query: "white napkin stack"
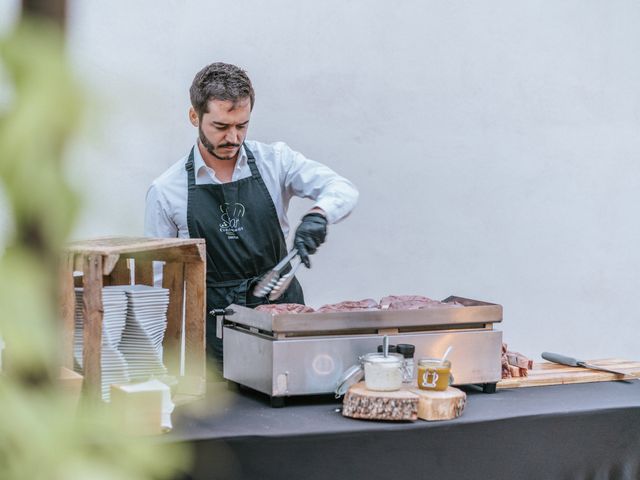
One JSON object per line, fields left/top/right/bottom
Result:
{"left": 74, "top": 284, "right": 170, "bottom": 401}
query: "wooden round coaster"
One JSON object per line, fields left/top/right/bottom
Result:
{"left": 409, "top": 386, "right": 466, "bottom": 421}
{"left": 342, "top": 382, "right": 419, "bottom": 421}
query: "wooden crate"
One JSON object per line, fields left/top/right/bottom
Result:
{"left": 60, "top": 236, "right": 206, "bottom": 403}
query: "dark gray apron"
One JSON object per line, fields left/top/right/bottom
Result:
{"left": 185, "top": 145, "right": 304, "bottom": 369}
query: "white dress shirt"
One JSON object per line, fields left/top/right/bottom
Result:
{"left": 144, "top": 140, "right": 359, "bottom": 240}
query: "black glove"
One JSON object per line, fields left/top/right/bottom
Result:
{"left": 294, "top": 213, "right": 328, "bottom": 268}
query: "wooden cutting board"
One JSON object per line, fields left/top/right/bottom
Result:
{"left": 497, "top": 358, "right": 640, "bottom": 389}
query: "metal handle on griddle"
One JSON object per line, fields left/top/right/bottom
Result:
{"left": 210, "top": 308, "right": 235, "bottom": 339}
{"left": 209, "top": 308, "right": 235, "bottom": 318}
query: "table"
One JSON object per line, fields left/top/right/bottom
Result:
{"left": 168, "top": 380, "right": 640, "bottom": 480}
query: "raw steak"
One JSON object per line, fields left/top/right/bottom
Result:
{"left": 506, "top": 351, "right": 534, "bottom": 370}
{"left": 316, "top": 298, "right": 380, "bottom": 313}
{"left": 501, "top": 343, "right": 511, "bottom": 378}
{"left": 501, "top": 343, "right": 533, "bottom": 378}
{"left": 255, "top": 303, "right": 315, "bottom": 314}
{"left": 380, "top": 295, "right": 462, "bottom": 310}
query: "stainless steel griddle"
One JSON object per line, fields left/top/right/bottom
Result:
{"left": 221, "top": 296, "right": 503, "bottom": 406}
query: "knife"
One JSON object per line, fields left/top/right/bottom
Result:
{"left": 541, "top": 351, "right": 635, "bottom": 378}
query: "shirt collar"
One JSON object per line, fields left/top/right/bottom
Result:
{"left": 193, "top": 141, "right": 248, "bottom": 175}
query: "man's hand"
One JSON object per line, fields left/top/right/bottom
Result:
{"left": 294, "top": 212, "right": 328, "bottom": 268}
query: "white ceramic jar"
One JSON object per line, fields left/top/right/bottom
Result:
{"left": 362, "top": 352, "right": 404, "bottom": 391}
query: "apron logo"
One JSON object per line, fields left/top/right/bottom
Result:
{"left": 219, "top": 202, "right": 245, "bottom": 239}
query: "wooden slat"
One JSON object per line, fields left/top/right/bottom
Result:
{"left": 71, "top": 252, "right": 118, "bottom": 275}
{"left": 102, "top": 254, "right": 120, "bottom": 275}
{"left": 183, "top": 252, "right": 206, "bottom": 392}
{"left": 58, "top": 253, "right": 75, "bottom": 369}
{"left": 73, "top": 254, "right": 84, "bottom": 272}
{"left": 107, "top": 258, "right": 131, "bottom": 286}
{"left": 131, "top": 244, "right": 205, "bottom": 264}
{"left": 162, "top": 262, "right": 185, "bottom": 375}
{"left": 134, "top": 259, "right": 154, "bottom": 286}
{"left": 82, "top": 254, "right": 103, "bottom": 400}
{"left": 498, "top": 359, "right": 640, "bottom": 389}
{"left": 65, "top": 236, "right": 205, "bottom": 256}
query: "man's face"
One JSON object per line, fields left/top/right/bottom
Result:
{"left": 192, "top": 98, "right": 251, "bottom": 161}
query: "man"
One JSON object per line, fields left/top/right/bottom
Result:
{"left": 145, "top": 62, "right": 358, "bottom": 370}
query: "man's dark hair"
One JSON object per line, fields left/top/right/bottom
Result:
{"left": 190, "top": 62, "right": 255, "bottom": 118}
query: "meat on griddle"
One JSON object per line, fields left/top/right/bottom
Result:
{"left": 255, "top": 303, "right": 315, "bottom": 314}
{"left": 316, "top": 298, "right": 380, "bottom": 313}
{"left": 380, "top": 295, "right": 463, "bottom": 310}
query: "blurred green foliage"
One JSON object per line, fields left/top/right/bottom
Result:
{"left": 0, "top": 17, "right": 189, "bottom": 480}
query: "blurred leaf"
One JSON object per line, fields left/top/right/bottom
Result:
{"left": 0, "top": 17, "right": 189, "bottom": 480}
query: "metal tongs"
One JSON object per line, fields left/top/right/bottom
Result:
{"left": 253, "top": 248, "right": 303, "bottom": 301}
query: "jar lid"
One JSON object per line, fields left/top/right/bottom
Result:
{"left": 334, "top": 363, "right": 364, "bottom": 397}
{"left": 377, "top": 344, "right": 397, "bottom": 353}
{"left": 396, "top": 344, "right": 415, "bottom": 358}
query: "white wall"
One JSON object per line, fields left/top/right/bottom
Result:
{"left": 7, "top": 1, "right": 640, "bottom": 361}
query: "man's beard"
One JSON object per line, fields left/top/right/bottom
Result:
{"left": 198, "top": 126, "right": 240, "bottom": 161}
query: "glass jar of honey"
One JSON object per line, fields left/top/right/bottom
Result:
{"left": 417, "top": 358, "right": 451, "bottom": 391}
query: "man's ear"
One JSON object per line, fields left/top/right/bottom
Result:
{"left": 189, "top": 107, "right": 199, "bottom": 127}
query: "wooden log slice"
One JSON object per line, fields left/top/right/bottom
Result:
{"left": 342, "top": 382, "right": 418, "bottom": 421}
{"left": 409, "top": 386, "right": 466, "bottom": 421}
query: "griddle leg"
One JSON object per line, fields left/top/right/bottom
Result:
{"left": 482, "top": 382, "right": 497, "bottom": 394}
{"left": 270, "top": 396, "right": 286, "bottom": 408}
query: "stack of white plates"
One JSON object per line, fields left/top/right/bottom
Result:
{"left": 73, "top": 287, "right": 131, "bottom": 401}
{"left": 116, "top": 285, "right": 169, "bottom": 381}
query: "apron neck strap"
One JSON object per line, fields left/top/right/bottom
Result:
{"left": 244, "top": 143, "right": 261, "bottom": 179}
{"left": 185, "top": 146, "right": 196, "bottom": 188}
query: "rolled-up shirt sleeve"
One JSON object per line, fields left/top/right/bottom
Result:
{"left": 279, "top": 143, "right": 359, "bottom": 224}
{"left": 144, "top": 183, "right": 178, "bottom": 238}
